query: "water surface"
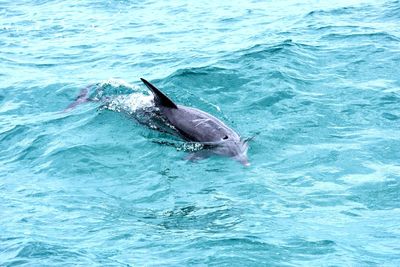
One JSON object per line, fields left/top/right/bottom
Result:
{"left": 1, "top": 0, "right": 400, "bottom": 266}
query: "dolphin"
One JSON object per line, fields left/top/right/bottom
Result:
{"left": 140, "top": 78, "right": 250, "bottom": 166}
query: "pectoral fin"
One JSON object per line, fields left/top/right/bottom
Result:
{"left": 185, "top": 150, "right": 214, "bottom": 162}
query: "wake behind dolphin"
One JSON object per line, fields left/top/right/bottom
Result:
{"left": 66, "top": 78, "right": 250, "bottom": 166}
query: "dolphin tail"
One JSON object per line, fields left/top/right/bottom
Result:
{"left": 140, "top": 78, "right": 178, "bottom": 109}
{"left": 63, "top": 85, "right": 93, "bottom": 112}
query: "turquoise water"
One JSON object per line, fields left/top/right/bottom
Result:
{"left": 1, "top": 0, "right": 400, "bottom": 265}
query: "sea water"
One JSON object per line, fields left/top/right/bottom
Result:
{"left": 1, "top": 0, "right": 400, "bottom": 266}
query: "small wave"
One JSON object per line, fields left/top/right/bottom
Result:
{"left": 320, "top": 32, "right": 400, "bottom": 42}
{"left": 313, "top": 25, "right": 376, "bottom": 33}
{"left": 0, "top": 124, "right": 30, "bottom": 145}
{"left": 168, "top": 66, "right": 227, "bottom": 78}
{"left": 236, "top": 39, "right": 318, "bottom": 57}
{"left": 305, "top": 5, "right": 369, "bottom": 18}
{"left": 16, "top": 241, "right": 83, "bottom": 258}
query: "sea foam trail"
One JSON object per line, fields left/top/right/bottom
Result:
{"left": 64, "top": 78, "right": 155, "bottom": 113}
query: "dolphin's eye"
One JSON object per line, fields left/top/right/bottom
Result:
{"left": 222, "top": 135, "right": 228, "bottom": 140}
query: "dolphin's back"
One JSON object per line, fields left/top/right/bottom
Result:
{"left": 162, "top": 105, "right": 239, "bottom": 143}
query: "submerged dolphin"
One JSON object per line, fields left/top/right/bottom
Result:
{"left": 140, "top": 78, "right": 250, "bottom": 166}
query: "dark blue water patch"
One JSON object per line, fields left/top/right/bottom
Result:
{"left": 379, "top": 93, "right": 400, "bottom": 105}
{"left": 219, "top": 17, "right": 242, "bottom": 24}
{"left": 251, "top": 90, "right": 295, "bottom": 109}
{"left": 382, "top": 112, "right": 399, "bottom": 121}
{"left": 0, "top": 124, "right": 31, "bottom": 150}
{"left": 348, "top": 179, "right": 400, "bottom": 210}
{"left": 159, "top": 206, "right": 244, "bottom": 231}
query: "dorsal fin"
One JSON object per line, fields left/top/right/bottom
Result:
{"left": 140, "top": 78, "right": 178, "bottom": 109}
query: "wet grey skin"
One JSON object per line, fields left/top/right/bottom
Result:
{"left": 140, "top": 78, "right": 250, "bottom": 166}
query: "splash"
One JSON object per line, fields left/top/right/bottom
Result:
{"left": 105, "top": 93, "right": 154, "bottom": 114}
{"left": 92, "top": 78, "right": 155, "bottom": 114}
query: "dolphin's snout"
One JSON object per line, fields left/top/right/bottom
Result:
{"left": 235, "top": 154, "right": 250, "bottom": 167}
{"left": 241, "top": 159, "right": 251, "bottom": 167}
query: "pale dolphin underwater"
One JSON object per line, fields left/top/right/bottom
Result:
{"left": 140, "top": 78, "right": 250, "bottom": 166}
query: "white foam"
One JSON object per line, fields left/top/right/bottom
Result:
{"left": 99, "top": 78, "right": 140, "bottom": 90}
{"left": 96, "top": 78, "right": 155, "bottom": 113}
{"left": 106, "top": 93, "right": 154, "bottom": 113}
{"left": 124, "top": 93, "right": 155, "bottom": 112}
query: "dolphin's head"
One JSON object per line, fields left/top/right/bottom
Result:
{"left": 213, "top": 138, "right": 250, "bottom": 166}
